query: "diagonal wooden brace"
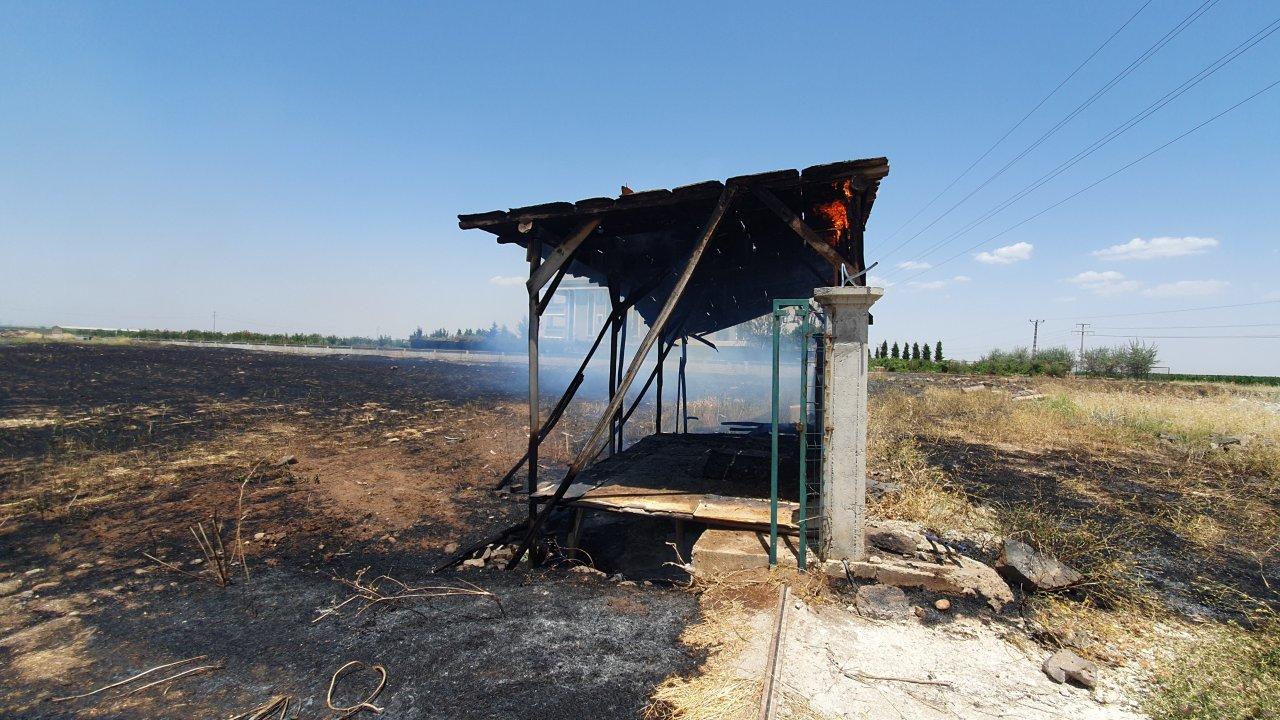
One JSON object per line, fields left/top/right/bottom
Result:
{"left": 751, "top": 185, "right": 848, "bottom": 274}
{"left": 527, "top": 218, "right": 602, "bottom": 293}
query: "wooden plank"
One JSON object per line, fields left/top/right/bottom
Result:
{"left": 457, "top": 210, "right": 508, "bottom": 229}
{"left": 614, "top": 189, "right": 672, "bottom": 206}
{"left": 800, "top": 158, "right": 889, "bottom": 184}
{"left": 750, "top": 185, "right": 848, "bottom": 272}
{"left": 508, "top": 201, "right": 575, "bottom": 219}
{"left": 527, "top": 218, "right": 601, "bottom": 292}
{"left": 727, "top": 169, "right": 799, "bottom": 188}
{"left": 694, "top": 495, "right": 799, "bottom": 531}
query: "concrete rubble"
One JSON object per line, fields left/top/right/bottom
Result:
{"left": 997, "top": 539, "right": 1083, "bottom": 591}
{"left": 1042, "top": 648, "right": 1098, "bottom": 689}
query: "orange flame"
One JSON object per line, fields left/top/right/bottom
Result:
{"left": 811, "top": 179, "right": 854, "bottom": 245}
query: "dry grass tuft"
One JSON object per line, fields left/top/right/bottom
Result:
{"left": 1144, "top": 610, "right": 1280, "bottom": 720}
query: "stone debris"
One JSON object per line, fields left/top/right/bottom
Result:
{"left": 854, "top": 584, "right": 910, "bottom": 620}
{"left": 962, "top": 383, "right": 988, "bottom": 393}
{"left": 271, "top": 454, "right": 298, "bottom": 467}
{"left": 996, "top": 539, "right": 1083, "bottom": 591}
{"left": 1042, "top": 648, "right": 1097, "bottom": 689}
{"left": 840, "top": 553, "right": 1014, "bottom": 611}
{"left": 866, "top": 519, "right": 924, "bottom": 556}
{"left": 1012, "top": 393, "right": 1047, "bottom": 402}
{"left": 934, "top": 598, "right": 951, "bottom": 612}
{"left": 568, "top": 565, "right": 607, "bottom": 579}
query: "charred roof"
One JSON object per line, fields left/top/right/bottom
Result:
{"left": 458, "top": 157, "right": 889, "bottom": 338}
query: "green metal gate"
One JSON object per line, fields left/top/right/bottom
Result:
{"left": 769, "top": 299, "right": 825, "bottom": 570}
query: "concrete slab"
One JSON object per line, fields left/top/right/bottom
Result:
{"left": 691, "top": 529, "right": 809, "bottom": 577}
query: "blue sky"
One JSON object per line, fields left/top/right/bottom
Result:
{"left": 2, "top": 1, "right": 1277, "bottom": 374}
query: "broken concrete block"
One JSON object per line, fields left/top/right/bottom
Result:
{"left": 1042, "top": 649, "right": 1097, "bottom": 689}
{"left": 834, "top": 554, "right": 1014, "bottom": 611}
{"left": 854, "top": 584, "right": 910, "bottom": 620}
{"left": 866, "top": 520, "right": 925, "bottom": 556}
{"left": 996, "top": 539, "right": 1082, "bottom": 591}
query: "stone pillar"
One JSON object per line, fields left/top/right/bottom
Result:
{"left": 813, "top": 286, "right": 884, "bottom": 562}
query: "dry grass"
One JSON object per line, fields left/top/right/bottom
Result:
{"left": 644, "top": 568, "right": 829, "bottom": 720}
{"left": 866, "top": 377, "right": 1279, "bottom": 713}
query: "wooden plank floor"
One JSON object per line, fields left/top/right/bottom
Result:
{"left": 533, "top": 433, "right": 804, "bottom": 533}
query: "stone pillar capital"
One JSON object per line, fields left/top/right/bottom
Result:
{"left": 812, "top": 286, "right": 885, "bottom": 311}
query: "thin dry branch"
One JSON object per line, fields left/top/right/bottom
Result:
{"left": 313, "top": 567, "right": 503, "bottom": 624}
{"left": 50, "top": 655, "right": 208, "bottom": 702}
{"left": 116, "top": 662, "right": 222, "bottom": 697}
{"left": 234, "top": 460, "right": 262, "bottom": 583}
{"left": 326, "top": 661, "right": 386, "bottom": 718}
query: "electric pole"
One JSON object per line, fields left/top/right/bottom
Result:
{"left": 1072, "top": 323, "right": 1092, "bottom": 373}
{"left": 1028, "top": 319, "right": 1044, "bottom": 358}
{"left": 212, "top": 311, "right": 217, "bottom": 333}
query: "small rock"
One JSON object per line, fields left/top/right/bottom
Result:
{"left": 568, "top": 565, "right": 606, "bottom": 578}
{"left": 271, "top": 455, "right": 298, "bottom": 467}
{"left": 618, "top": 581, "right": 637, "bottom": 587}
{"left": 1210, "top": 434, "right": 1243, "bottom": 450}
{"left": 76, "top": 563, "right": 94, "bottom": 570}
{"left": 962, "top": 384, "right": 987, "bottom": 393}
{"left": 151, "top": 583, "right": 167, "bottom": 592}
{"left": 24, "top": 568, "right": 44, "bottom": 576}
{"left": 32, "top": 581, "right": 61, "bottom": 593}
{"left": 443, "top": 542, "right": 459, "bottom": 554}
{"left": 133, "top": 568, "right": 149, "bottom": 576}
{"left": 996, "top": 539, "right": 1082, "bottom": 591}
{"left": 854, "top": 584, "right": 910, "bottom": 620}
{"left": 253, "top": 532, "right": 266, "bottom": 541}
{"left": 934, "top": 598, "right": 951, "bottom": 612}
{"left": 1042, "top": 649, "right": 1097, "bottom": 689}
{"left": 460, "top": 558, "right": 485, "bottom": 569}
{"left": 190, "top": 558, "right": 204, "bottom": 566}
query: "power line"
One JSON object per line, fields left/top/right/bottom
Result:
{"left": 1047, "top": 299, "right": 1280, "bottom": 321}
{"left": 876, "top": 0, "right": 1153, "bottom": 250}
{"left": 1092, "top": 333, "right": 1280, "bottom": 339}
{"left": 887, "top": 12, "right": 1280, "bottom": 277}
{"left": 895, "top": 76, "right": 1280, "bottom": 283}
{"left": 1094, "top": 322, "right": 1280, "bottom": 330}
{"left": 879, "top": 0, "right": 1221, "bottom": 266}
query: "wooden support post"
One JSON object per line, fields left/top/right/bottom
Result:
{"left": 506, "top": 185, "right": 738, "bottom": 569}
{"left": 526, "top": 234, "right": 542, "bottom": 519}
{"left": 679, "top": 336, "right": 689, "bottom": 433}
{"left": 566, "top": 508, "right": 586, "bottom": 553}
{"left": 616, "top": 305, "right": 627, "bottom": 450}
{"left": 607, "top": 284, "right": 620, "bottom": 456}
{"left": 655, "top": 340, "right": 667, "bottom": 434}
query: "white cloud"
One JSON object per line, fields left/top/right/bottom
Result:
{"left": 1092, "top": 236, "right": 1218, "bottom": 261}
{"left": 974, "top": 241, "right": 1034, "bottom": 265}
{"left": 488, "top": 275, "right": 524, "bottom": 286}
{"left": 867, "top": 275, "right": 895, "bottom": 288}
{"left": 1065, "top": 270, "right": 1142, "bottom": 296}
{"left": 896, "top": 260, "right": 931, "bottom": 270}
{"left": 908, "top": 275, "right": 970, "bottom": 291}
{"left": 1142, "top": 280, "right": 1229, "bottom": 298}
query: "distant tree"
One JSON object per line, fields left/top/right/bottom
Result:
{"left": 879, "top": 340, "right": 889, "bottom": 359}
{"left": 911, "top": 343, "right": 920, "bottom": 360}
{"left": 922, "top": 343, "right": 932, "bottom": 362}
{"left": 891, "top": 342, "right": 900, "bottom": 359}
{"left": 935, "top": 341, "right": 943, "bottom": 362}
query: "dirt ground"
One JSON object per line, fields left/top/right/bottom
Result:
{"left": 0, "top": 342, "right": 700, "bottom": 718}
